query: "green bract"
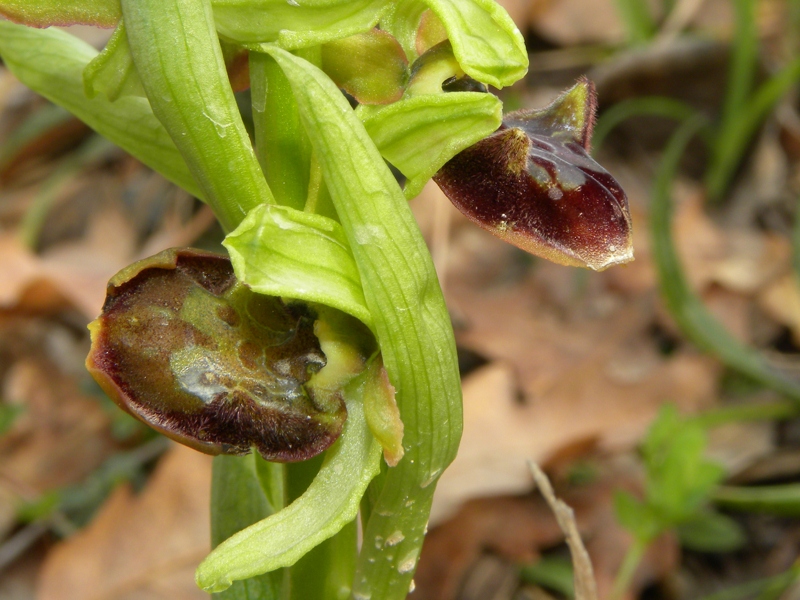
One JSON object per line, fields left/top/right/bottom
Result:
{"left": 259, "top": 44, "right": 462, "bottom": 599}
{"left": 122, "top": 0, "right": 272, "bottom": 232}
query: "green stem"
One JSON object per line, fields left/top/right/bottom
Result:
{"left": 121, "top": 0, "right": 272, "bottom": 231}
{"left": 610, "top": 539, "right": 647, "bottom": 600}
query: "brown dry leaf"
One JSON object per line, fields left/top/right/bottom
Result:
{"left": 0, "top": 358, "right": 113, "bottom": 493}
{"left": 759, "top": 273, "right": 800, "bottom": 344}
{"left": 0, "top": 202, "right": 215, "bottom": 320}
{"left": 528, "top": 0, "right": 625, "bottom": 46}
{"left": 672, "top": 187, "right": 790, "bottom": 294}
{"left": 37, "top": 445, "right": 212, "bottom": 600}
{"left": 418, "top": 471, "right": 679, "bottom": 600}
{"left": 432, "top": 352, "right": 717, "bottom": 523}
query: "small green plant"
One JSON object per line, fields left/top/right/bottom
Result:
{"left": 0, "top": 1, "right": 632, "bottom": 597}
{"left": 612, "top": 404, "right": 745, "bottom": 600}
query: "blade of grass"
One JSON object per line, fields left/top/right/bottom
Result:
{"left": 651, "top": 116, "right": 800, "bottom": 402}
{"left": 696, "top": 566, "right": 800, "bottom": 600}
{"left": 591, "top": 96, "right": 711, "bottom": 153}
{"left": 705, "top": 0, "right": 758, "bottom": 201}
{"left": 612, "top": 0, "right": 656, "bottom": 45}
{"left": 706, "top": 56, "right": 800, "bottom": 201}
{"left": 714, "top": 483, "right": 800, "bottom": 516}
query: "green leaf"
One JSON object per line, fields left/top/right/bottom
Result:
{"left": 383, "top": 0, "right": 528, "bottom": 88}
{"left": 196, "top": 369, "right": 382, "bottom": 592}
{"left": 122, "top": 0, "right": 272, "bottom": 232}
{"left": 0, "top": 405, "right": 23, "bottom": 436}
{"left": 0, "top": 0, "right": 120, "bottom": 27}
{"left": 519, "top": 557, "right": 575, "bottom": 599}
{"left": 641, "top": 405, "right": 726, "bottom": 522}
{"left": 676, "top": 511, "right": 746, "bottom": 553}
{"left": 83, "top": 21, "right": 145, "bottom": 102}
{"left": 360, "top": 91, "right": 502, "bottom": 199}
{"left": 213, "top": 0, "right": 391, "bottom": 49}
{"left": 0, "top": 22, "right": 202, "bottom": 200}
{"left": 224, "top": 204, "right": 373, "bottom": 329}
{"left": 260, "top": 45, "right": 462, "bottom": 600}
{"left": 211, "top": 455, "right": 286, "bottom": 600}
{"left": 613, "top": 490, "right": 661, "bottom": 544}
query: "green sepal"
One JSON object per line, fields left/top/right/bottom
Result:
{"left": 382, "top": 0, "right": 527, "bottom": 88}
{"left": 213, "top": 0, "right": 391, "bottom": 49}
{"left": 360, "top": 91, "right": 502, "bottom": 199}
{"left": 196, "top": 369, "right": 383, "bottom": 592}
{"left": 0, "top": 0, "right": 120, "bottom": 27}
{"left": 224, "top": 204, "right": 373, "bottom": 330}
{"left": 0, "top": 21, "right": 202, "bottom": 200}
{"left": 83, "top": 21, "right": 145, "bottom": 101}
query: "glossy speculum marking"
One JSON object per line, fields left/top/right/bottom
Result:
{"left": 86, "top": 247, "right": 347, "bottom": 462}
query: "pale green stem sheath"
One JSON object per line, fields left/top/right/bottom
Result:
{"left": 260, "top": 46, "right": 462, "bottom": 600}
{"left": 121, "top": 0, "right": 273, "bottom": 232}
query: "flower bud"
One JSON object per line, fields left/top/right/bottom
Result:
{"left": 434, "top": 78, "right": 633, "bottom": 271}
{"left": 86, "top": 248, "right": 348, "bottom": 462}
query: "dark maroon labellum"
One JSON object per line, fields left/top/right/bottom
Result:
{"left": 86, "top": 248, "right": 347, "bottom": 462}
{"left": 434, "top": 78, "right": 633, "bottom": 271}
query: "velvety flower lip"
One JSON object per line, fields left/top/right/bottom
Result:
{"left": 86, "top": 247, "right": 347, "bottom": 462}
{"left": 434, "top": 78, "right": 633, "bottom": 271}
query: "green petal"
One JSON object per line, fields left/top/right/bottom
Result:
{"left": 360, "top": 91, "right": 502, "bottom": 199}
{"left": 383, "top": 0, "right": 527, "bottom": 88}
{"left": 224, "top": 204, "right": 373, "bottom": 329}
